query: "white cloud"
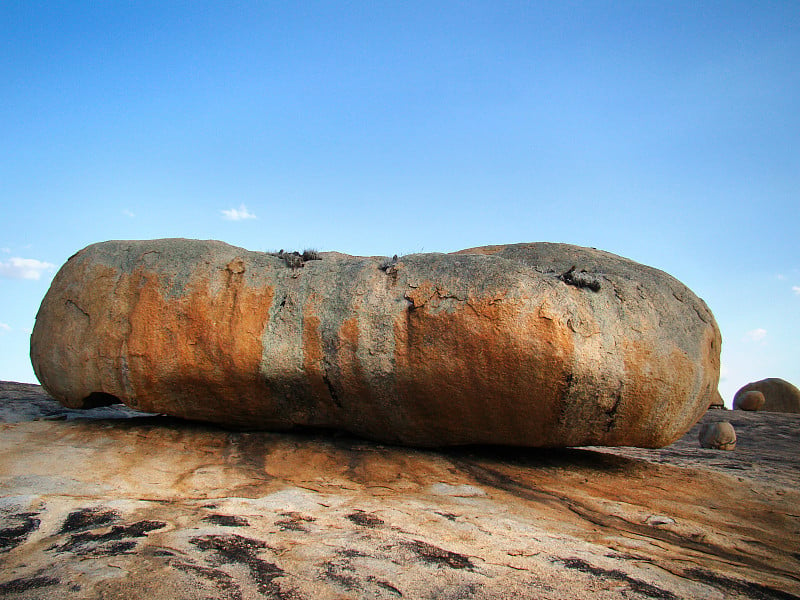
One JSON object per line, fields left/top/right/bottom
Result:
{"left": 0, "top": 257, "right": 56, "bottom": 280}
{"left": 221, "top": 204, "right": 257, "bottom": 221}
{"left": 0, "top": 322, "right": 10, "bottom": 333}
{"left": 745, "top": 328, "right": 767, "bottom": 343}
{"left": 793, "top": 286, "right": 800, "bottom": 296}
{"left": 123, "top": 208, "right": 135, "bottom": 218}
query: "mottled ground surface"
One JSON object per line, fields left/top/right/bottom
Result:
{"left": 1, "top": 381, "right": 798, "bottom": 599}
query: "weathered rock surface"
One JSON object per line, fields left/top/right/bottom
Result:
{"left": 698, "top": 421, "right": 736, "bottom": 450}
{"left": 734, "top": 390, "right": 766, "bottom": 411}
{"left": 31, "top": 239, "right": 721, "bottom": 448}
{"left": 709, "top": 388, "right": 726, "bottom": 409}
{"left": 1, "top": 382, "right": 798, "bottom": 599}
{"left": 734, "top": 378, "right": 800, "bottom": 414}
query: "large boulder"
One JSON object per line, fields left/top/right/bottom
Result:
{"left": 30, "top": 239, "right": 721, "bottom": 448}
{"left": 733, "top": 378, "right": 800, "bottom": 413}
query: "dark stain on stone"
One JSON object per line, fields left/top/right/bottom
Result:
{"left": 558, "top": 558, "right": 677, "bottom": 600}
{"left": 59, "top": 508, "right": 119, "bottom": 533}
{"left": 275, "top": 512, "right": 315, "bottom": 532}
{"left": 322, "top": 562, "right": 360, "bottom": 590}
{"left": 346, "top": 511, "right": 384, "bottom": 528}
{"left": 683, "top": 567, "right": 800, "bottom": 600}
{"left": 93, "top": 540, "right": 138, "bottom": 555}
{"left": 338, "top": 548, "right": 368, "bottom": 558}
{"left": 0, "top": 575, "right": 59, "bottom": 594}
{"left": 203, "top": 514, "right": 250, "bottom": 527}
{"left": 190, "top": 534, "right": 301, "bottom": 599}
{"left": 172, "top": 560, "right": 243, "bottom": 600}
{"left": 404, "top": 540, "right": 474, "bottom": 570}
{"left": 53, "top": 520, "right": 166, "bottom": 555}
{"left": 274, "top": 519, "right": 306, "bottom": 532}
{"left": 368, "top": 576, "right": 403, "bottom": 596}
{"left": 0, "top": 512, "right": 40, "bottom": 551}
{"left": 434, "top": 511, "right": 459, "bottom": 521}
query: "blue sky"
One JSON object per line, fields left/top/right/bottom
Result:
{"left": 1, "top": 1, "right": 798, "bottom": 405}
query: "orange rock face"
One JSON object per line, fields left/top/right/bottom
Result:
{"left": 30, "top": 239, "right": 721, "bottom": 447}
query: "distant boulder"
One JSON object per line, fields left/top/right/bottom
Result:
{"left": 733, "top": 378, "right": 800, "bottom": 414}
{"left": 30, "top": 239, "right": 721, "bottom": 448}
{"left": 698, "top": 421, "right": 736, "bottom": 450}
{"left": 733, "top": 390, "right": 765, "bottom": 411}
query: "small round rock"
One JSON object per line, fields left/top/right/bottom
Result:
{"left": 733, "top": 390, "right": 765, "bottom": 411}
{"left": 698, "top": 421, "right": 736, "bottom": 450}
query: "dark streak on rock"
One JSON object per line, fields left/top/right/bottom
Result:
{"left": 0, "top": 576, "right": 59, "bottom": 594}
{"left": 605, "top": 383, "right": 624, "bottom": 432}
{"left": 190, "top": 534, "right": 301, "bottom": 599}
{"left": 322, "top": 562, "right": 360, "bottom": 590}
{"left": 172, "top": 560, "right": 243, "bottom": 600}
{"left": 92, "top": 540, "right": 138, "bottom": 555}
{"left": 338, "top": 548, "right": 368, "bottom": 558}
{"left": 275, "top": 512, "right": 315, "bottom": 532}
{"left": 53, "top": 520, "right": 166, "bottom": 555}
{"left": 404, "top": 540, "right": 474, "bottom": 570}
{"left": 0, "top": 512, "right": 40, "bottom": 552}
{"left": 434, "top": 511, "right": 459, "bottom": 521}
{"left": 203, "top": 514, "right": 250, "bottom": 527}
{"left": 322, "top": 371, "right": 342, "bottom": 409}
{"left": 682, "top": 567, "right": 800, "bottom": 600}
{"left": 558, "top": 558, "right": 678, "bottom": 599}
{"left": 59, "top": 508, "right": 119, "bottom": 533}
{"left": 455, "top": 457, "right": 795, "bottom": 580}
{"left": 369, "top": 577, "right": 403, "bottom": 596}
{"left": 346, "top": 511, "right": 385, "bottom": 528}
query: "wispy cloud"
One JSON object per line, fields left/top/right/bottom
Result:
{"left": 0, "top": 322, "right": 10, "bottom": 333}
{"left": 1, "top": 248, "right": 10, "bottom": 254}
{"left": 745, "top": 328, "right": 767, "bottom": 343}
{"left": 221, "top": 204, "right": 257, "bottom": 221}
{"left": 123, "top": 208, "right": 135, "bottom": 218}
{"left": 0, "top": 257, "right": 55, "bottom": 280}
{"left": 793, "top": 286, "right": 800, "bottom": 296}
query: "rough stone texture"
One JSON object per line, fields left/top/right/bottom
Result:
{"left": 30, "top": 239, "right": 721, "bottom": 448}
{"left": 1, "top": 382, "right": 799, "bottom": 600}
{"left": 734, "top": 390, "right": 766, "bottom": 412}
{"left": 734, "top": 378, "right": 800, "bottom": 414}
{"left": 708, "top": 389, "right": 726, "bottom": 409}
{"left": 698, "top": 421, "right": 736, "bottom": 450}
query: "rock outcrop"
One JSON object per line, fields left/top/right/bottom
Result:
{"left": 734, "top": 378, "right": 800, "bottom": 414}
{"left": 1, "top": 382, "right": 799, "bottom": 599}
{"left": 30, "top": 239, "right": 721, "bottom": 448}
{"left": 734, "top": 390, "right": 766, "bottom": 411}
